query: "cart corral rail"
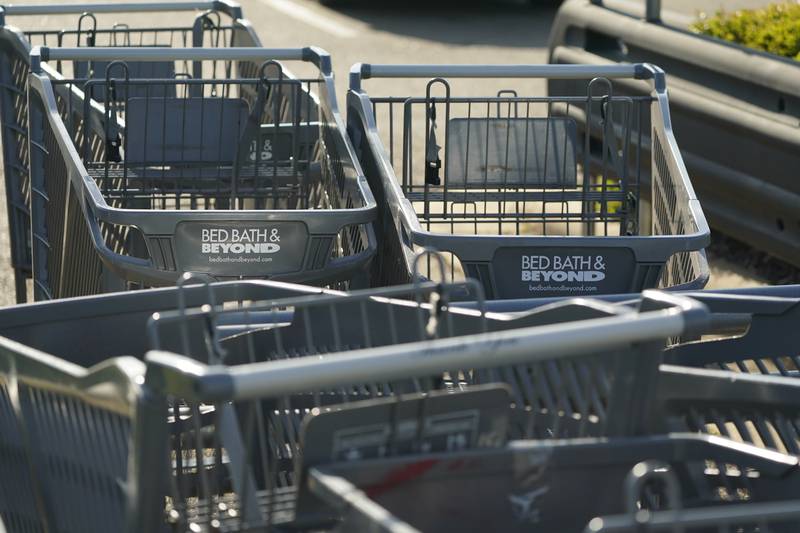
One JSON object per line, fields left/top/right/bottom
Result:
{"left": 548, "top": 0, "right": 800, "bottom": 269}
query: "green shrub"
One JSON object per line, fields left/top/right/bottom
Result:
{"left": 690, "top": 2, "right": 800, "bottom": 61}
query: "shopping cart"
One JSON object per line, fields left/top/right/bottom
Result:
{"left": 663, "top": 286, "right": 800, "bottom": 378}
{"left": 0, "top": 272, "right": 531, "bottom": 368}
{"left": 0, "top": 284, "right": 700, "bottom": 532}
{"left": 302, "top": 434, "right": 800, "bottom": 533}
{"left": 0, "top": 1, "right": 257, "bottom": 303}
{"left": 4, "top": 280, "right": 799, "bottom": 531}
{"left": 466, "top": 284, "right": 800, "bottom": 379}
{"left": 347, "top": 63, "right": 710, "bottom": 299}
{"left": 0, "top": 278, "right": 339, "bottom": 366}
{"left": 138, "top": 292, "right": 708, "bottom": 530}
{"left": 27, "top": 46, "right": 376, "bottom": 300}
{"left": 141, "top": 300, "right": 800, "bottom": 532}
{"left": 0, "top": 335, "right": 147, "bottom": 533}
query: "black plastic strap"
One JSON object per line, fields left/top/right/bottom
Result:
{"left": 425, "top": 99, "right": 441, "bottom": 186}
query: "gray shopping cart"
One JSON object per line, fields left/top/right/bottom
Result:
{"left": 347, "top": 63, "right": 709, "bottom": 298}
{"left": 27, "top": 46, "right": 376, "bottom": 300}
{"left": 0, "top": 1, "right": 256, "bottom": 302}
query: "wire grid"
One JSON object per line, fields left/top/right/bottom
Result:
{"left": 61, "top": 67, "right": 322, "bottom": 210}
{"left": 681, "top": 399, "right": 800, "bottom": 458}
{"left": 651, "top": 365, "right": 800, "bottom": 510}
{"left": 372, "top": 86, "right": 646, "bottom": 228}
{"left": 15, "top": 384, "right": 131, "bottom": 533}
{"left": 0, "top": 46, "right": 32, "bottom": 297}
{"left": 366, "top": 82, "right": 649, "bottom": 283}
{"left": 29, "top": 93, "right": 105, "bottom": 299}
{"left": 687, "top": 344, "right": 800, "bottom": 379}
{"left": 651, "top": 129, "right": 705, "bottom": 290}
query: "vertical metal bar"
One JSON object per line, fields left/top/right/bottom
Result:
{"left": 389, "top": 100, "right": 394, "bottom": 166}
{"left": 500, "top": 97, "right": 513, "bottom": 235}
{"left": 542, "top": 101, "right": 552, "bottom": 236}
{"left": 562, "top": 101, "right": 571, "bottom": 236}
{"left": 403, "top": 100, "right": 413, "bottom": 193}
{"left": 519, "top": 100, "right": 531, "bottom": 235}
{"left": 271, "top": 81, "right": 280, "bottom": 209}
{"left": 645, "top": 0, "right": 661, "bottom": 23}
{"left": 619, "top": 99, "right": 632, "bottom": 235}
{"left": 582, "top": 93, "right": 592, "bottom": 236}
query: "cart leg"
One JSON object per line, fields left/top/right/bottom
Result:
{"left": 14, "top": 268, "right": 27, "bottom": 303}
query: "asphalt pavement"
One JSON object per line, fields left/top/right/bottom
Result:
{"left": 0, "top": 0, "right": 778, "bottom": 305}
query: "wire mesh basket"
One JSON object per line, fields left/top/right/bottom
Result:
{"left": 347, "top": 63, "right": 710, "bottom": 299}
{"left": 0, "top": 1, "right": 256, "bottom": 303}
{"left": 26, "top": 46, "right": 376, "bottom": 300}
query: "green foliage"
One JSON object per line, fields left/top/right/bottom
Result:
{"left": 690, "top": 2, "right": 800, "bottom": 61}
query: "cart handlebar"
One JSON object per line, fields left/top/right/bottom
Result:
{"left": 31, "top": 46, "right": 333, "bottom": 75}
{"left": 349, "top": 63, "right": 666, "bottom": 91}
{"left": 145, "top": 290, "right": 710, "bottom": 402}
{"left": 0, "top": 1, "right": 241, "bottom": 17}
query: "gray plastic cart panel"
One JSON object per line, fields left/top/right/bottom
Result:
{"left": 124, "top": 97, "right": 248, "bottom": 163}
{"left": 445, "top": 117, "right": 577, "bottom": 188}
{"left": 301, "top": 385, "right": 510, "bottom": 468}
{"left": 245, "top": 122, "right": 319, "bottom": 164}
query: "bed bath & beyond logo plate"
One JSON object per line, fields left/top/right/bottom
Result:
{"left": 175, "top": 221, "right": 308, "bottom": 275}
{"left": 493, "top": 247, "right": 635, "bottom": 297}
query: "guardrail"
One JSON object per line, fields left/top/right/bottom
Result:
{"left": 548, "top": 0, "right": 800, "bottom": 267}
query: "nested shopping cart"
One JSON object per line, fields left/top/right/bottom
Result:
{"left": 0, "top": 284, "right": 683, "bottom": 532}
{"left": 474, "top": 283, "right": 800, "bottom": 380}
{"left": 347, "top": 63, "right": 710, "bottom": 299}
{"left": 141, "top": 294, "right": 800, "bottom": 531}
{"left": 3, "top": 280, "right": 800, "bottom": 531}
{"left": 0, "top": 1, "right": 257, "bottom": 303}
{"left": 0, "top": 337, "right": 147, "bottom": 533}
{"left": 26, "top": 46, "right": 376, "bottom": 300}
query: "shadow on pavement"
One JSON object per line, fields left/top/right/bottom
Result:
{"left": 334, "top": 1, "right": 559, "bottom": 48}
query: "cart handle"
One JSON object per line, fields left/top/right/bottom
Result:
{"left": 0, "top": 1, "right": 243, "bottom": 20}
{"left": 145, "top": 290, "right": 709, "bottom": 402}
{"left": 349, "top": 63, "right": 666, "bottom": 92}
{"left": 30, "top": 46, "right": 333, "bottom": 75}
